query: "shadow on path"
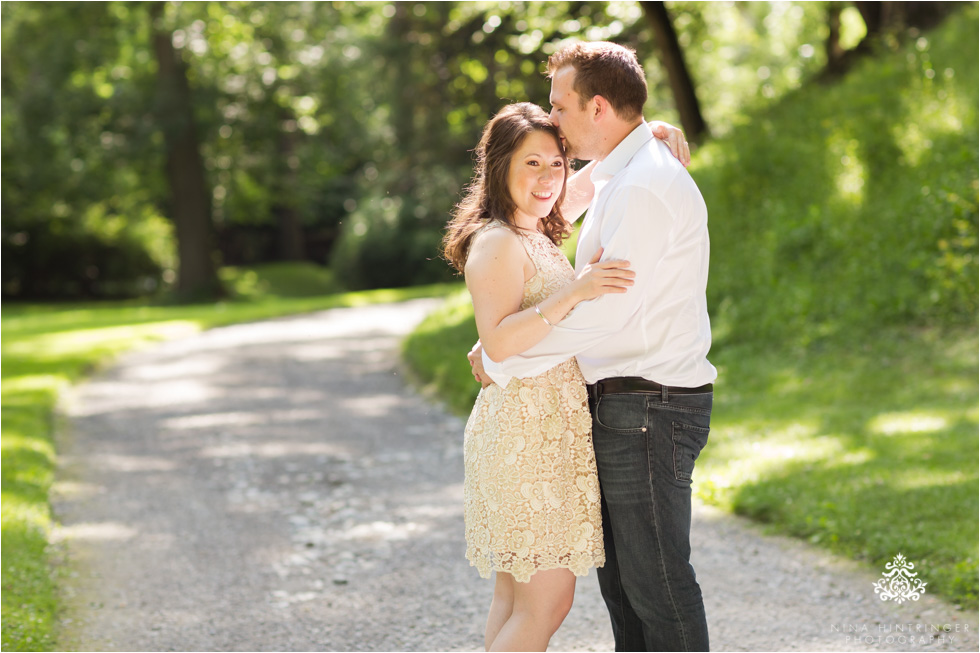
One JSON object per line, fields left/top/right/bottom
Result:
{"left": 52, "top": 299, "right": 977, "bottom": 652}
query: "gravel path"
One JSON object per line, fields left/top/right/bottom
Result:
{"left": 52, "top": 298, "right": 977, "bottom": 652}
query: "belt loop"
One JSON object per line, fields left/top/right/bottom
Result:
{"left": 661, "top": 385, "right": 668, "bottom": 403}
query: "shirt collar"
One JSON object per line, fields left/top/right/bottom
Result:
{"left": 590, "top": 122, "right": 653, "bottom": 184}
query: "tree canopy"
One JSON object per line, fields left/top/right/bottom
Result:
{"left": 0, "top": 1, "right": 965, "bottom": 296}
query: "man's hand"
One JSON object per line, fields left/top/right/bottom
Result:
{"left": 468, "top": 341, "right": 492, "bottom": 389}
{"left": 649, "top": 121, "right": 690, "bottom": 168}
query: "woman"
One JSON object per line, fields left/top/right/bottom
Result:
{"left": 442, "top": 103, "right": 635, "bottom": 651}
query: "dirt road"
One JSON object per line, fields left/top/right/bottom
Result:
{"left": 53, "top": 298, "right": 977, "bottom": 651}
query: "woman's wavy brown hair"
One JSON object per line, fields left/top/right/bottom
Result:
{"left": 442, "top": 103, "right": 569, "bottom": 273}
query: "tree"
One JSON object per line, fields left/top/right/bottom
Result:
{"left": 640, "top": 1, "right": 708, "bottom": 143}
{"left": 150, "top": 2, "right": 221, "bottom": 299}
{"left": 1, "top": 2, "right": 169, "bottom": 299}
{"left": 824, "top": 1, "right": 962, "bottom": 79}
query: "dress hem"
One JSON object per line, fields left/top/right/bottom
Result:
{"left": 466, "top": 555, "right": 606, "bottom": 583}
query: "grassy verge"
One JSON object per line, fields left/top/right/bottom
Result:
{"left": 402, "top": 285, "right": 482, "bottom": 415}
{"left": 0, "top": 266, "right": 458, "bottom": 651}
{"left": 403, "top": 288, "right": 979, "bottom": 608}
{"left": 700, "top": 327, "right": 978, "bottom": 607}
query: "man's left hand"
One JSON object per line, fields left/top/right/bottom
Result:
{"left": 468, "top": 341, "right": 492, "bottom": 389}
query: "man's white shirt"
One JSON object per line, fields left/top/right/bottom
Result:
{"left": 483, "top": 123, "right": 717, "bottom": 388}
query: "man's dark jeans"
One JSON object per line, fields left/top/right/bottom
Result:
{"left": 589, "top": 386, "right": 712, "bottom": 652}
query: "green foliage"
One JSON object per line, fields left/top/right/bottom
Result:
{"left": 1, "top": 3, "right": 173, "bottom": 299}
{"left": 331, "top": 166, "right": 462, "bottom": 289}
{"left": 2, "top": 227, "right": 163, "bottom": 299}
{"left": 647, "top": 1, "right": 833, "bottom": 135}
{"left": 401, "top": 7, "right": 980, "bottom": 607}
{"left": 219, "top": 262, "right": 341, "bottom": 299}
{"left": 0, "top": 1, "right": 893, "bottom": 294}
{"left": 696, "top": 6, "right": 979, "bottom": 343}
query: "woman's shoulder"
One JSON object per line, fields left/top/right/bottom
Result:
{"left": 470, "top": 220, "right": 522, "bottom": 249}
{"left": 466, "top": 221, "right": 528, "bottom": 271}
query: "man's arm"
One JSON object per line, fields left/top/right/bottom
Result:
{"left": 560, "top": 122, "right": 688, "bottom": 228}
{"left": 482, "top": 184, "right": 675, "bottom": 385}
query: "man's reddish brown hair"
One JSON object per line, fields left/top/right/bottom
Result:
{"left": 547, "top": 41, "right": 648, "bottom": 121}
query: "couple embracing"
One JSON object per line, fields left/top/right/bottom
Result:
{"left": 442, "top": 41, "right": 716, "bottom": 652}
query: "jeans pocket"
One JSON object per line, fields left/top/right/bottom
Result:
{"left": 671, "top": 421, "right": 710, "bottom": 482}
{"left": 594, "top": 395, "right": 648, "bottom": 434}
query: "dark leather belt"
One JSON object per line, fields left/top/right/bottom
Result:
{"left": 587, "top": 376, "right": 713, "bottom": 402}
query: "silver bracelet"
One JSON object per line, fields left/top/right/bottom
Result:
{"left": 534, "top": 304, "right": 554, "bottom": 327}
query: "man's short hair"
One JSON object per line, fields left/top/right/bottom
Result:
{"left": 547, "top": 41, "right": 647, "bottom": 121}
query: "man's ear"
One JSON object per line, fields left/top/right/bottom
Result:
{"left": 591, "top": 95, "right": 609, "bottom": 122}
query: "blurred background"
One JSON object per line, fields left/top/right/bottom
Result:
{"left": 3, "top": 1, "right": 973, "bottom": 309}
{"left": 2, "top": 2, "right": 977, "bottom": 650}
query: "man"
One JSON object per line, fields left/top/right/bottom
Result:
{"left": 472, "top": 41, "right": 716, "bottom": 651}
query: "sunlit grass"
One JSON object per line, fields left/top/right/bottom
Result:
{"left": 401, "top": 285, "right": 478, "bottom": 415}
{"left": 0, "top": 271, "right": 459, "bottom": 651}
{"left": 696, "top": 328, "right": 978, "bottom": 606}
{"left": 403, "top": 286, "right": 978, "bottom": 609}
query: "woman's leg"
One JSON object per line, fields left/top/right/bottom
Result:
{"left": 489, "top": 568, "right": 576, "bottom": 652}
{"left": 485, "top": 572, "right": 515, "bottom": 650}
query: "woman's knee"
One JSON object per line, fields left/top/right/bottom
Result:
{"left": 513, "top": 569, "right": 575, "bottom": 629}
{"left": 493, "top": 572, "right": 515, "bottom": 602}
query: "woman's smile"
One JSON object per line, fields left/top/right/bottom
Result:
{"left": 507, "top": 130, "right": 566, "bottom": 227}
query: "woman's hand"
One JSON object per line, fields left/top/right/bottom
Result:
{"left": 649, "top": 121, "right": 690, "bottom": 167}
{"left": 571, "top": 248, "right": 634, "bottom": 302}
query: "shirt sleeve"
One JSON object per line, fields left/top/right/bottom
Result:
{"left": 483, "top": 183, "right": 675, "bottom": 385}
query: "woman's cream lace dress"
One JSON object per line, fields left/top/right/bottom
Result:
{"left": 463, "top": 222, "right": 605, "bottom": 583}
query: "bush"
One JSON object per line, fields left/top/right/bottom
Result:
{"left": 330, "top": 171, "right": 460, "bottom": 290}
{"left": 1, "top": 225, "right": 162, "bottom": 299}
{"left": 695, "top": 9, "right": 979, "bottom": 345}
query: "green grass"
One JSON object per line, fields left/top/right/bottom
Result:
{"left": 695, "top": 5, "right": 978, "bottom": 344}
{"left": 700, "top": 328, "right": 978, "bottom": 607}
{"left": 402, "top": 292, "right": 979, "bottom": 607}
{"left": 1, "top": 267, "right": 459, "bottom": 651}
{"left": 402, "top": 285, "right": 480, "bottom": 415}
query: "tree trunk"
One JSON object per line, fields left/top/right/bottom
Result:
{"left": 149, "top": 3, "right": 221, "bottom": 300}
{"left": 825, "top": 3, "right": 847, "bottom": 76}
{"left": 824, "top": 2, "right": 959, "bottom": 78}
{"left": 274, "top": 108, "right": 305, "bottom": 261}
{"left": 386, "top": 2, "right": 419, "bottom": 195}
{"left": 640, "top": 1, "right": 708, "bottom": 144}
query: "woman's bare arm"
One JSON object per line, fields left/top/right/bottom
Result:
{"left": 464, "top": 229, "right": 633, "bottom": 363}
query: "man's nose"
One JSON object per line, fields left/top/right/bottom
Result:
{"left": 548, "top": 108, "right": 559, "bottom": 127}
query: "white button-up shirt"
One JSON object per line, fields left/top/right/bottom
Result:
{"left": 483, "top": 123, "right": 717, "bottom": 387}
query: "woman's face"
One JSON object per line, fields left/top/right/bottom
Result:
{"left": 506, "top": 130, "right": 566, "bottom": 226}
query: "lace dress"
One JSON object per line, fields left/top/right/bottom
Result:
{"left": 463, "top": 222, "right": 605, "bottom": 583}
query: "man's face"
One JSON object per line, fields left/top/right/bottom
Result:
{"left": 548, "top": 66, "right": 597, "bottom": 161}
